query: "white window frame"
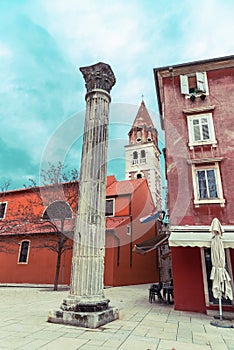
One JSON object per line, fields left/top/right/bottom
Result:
{"left": 132, "top": 151, "right": 139, "bottom": 165}
{"left": 140, "top": 150, "right": 146, "bottom": 164}
{"left": 180, "top": 72, "right": 209, "bottom": 97}
{"left": 191, "top": 163, "right": 225, "bottom": 207}
{"left": 105, "top": 198, "right": 115, "bottom": 217}
{"left": 18, "top": 240, "right": 30, "bottom": 264}
{"left": 0, "top": 202, "right": 7, "bottom": 219}
{"left": 187, "top": 113, "right": 217, "bottom": 149}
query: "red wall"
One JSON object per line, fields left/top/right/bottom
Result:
{"left": 104, "top": 180, "right": 159, "bottom": 286}
{"left": 163, "top": 67, "right": 234, "bottom": 226}
{"left": 0, "top": 235, "right": 73, "bottom": 284}
{"left": 171, "top": 247, "right": 206, "bottom": 313}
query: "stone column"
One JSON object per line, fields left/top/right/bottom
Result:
{"left": 48, "top": 62, "right": 119, "bottom": 328}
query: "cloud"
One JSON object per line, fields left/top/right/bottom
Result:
{"left": 0, "top": 138, "right": 38, "bottom": 188}
{"left": 27, "top": 0, "right": 156, "bottom": 106}
{"left": 173, "top": 0, "right": 234, "bottom": 61}
{"left": 0, "top": 11, "right": 82, "bottom": 166}
{"left": 40, "top": 1, "right": 147, "bottom": 61}
{"left": 0, "top": 42, "right": 12, "bottom": 57}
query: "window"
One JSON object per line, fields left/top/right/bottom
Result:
{"left": 135, "top": 171, "right": 144, "bottom": 179}
{"left": 197, "top": 169, "right": 217, "bottom": 199}
{"left": 105, "top": 199, "right": 114, "bottom": 216}
{"left": 132, "top": 151, "right": 138, "bottom": 165}
{"left": 187, "top": 113, "right": 217, "bottom": 148}
{"left": 192, "top": 163, "right": 225, "bottom": 207}
{"left": 0, "top": 202, "right": 7, "bottom": 219}
{"left": 147, "top": 131, "right": 152, "bottom": 142}
{"left": 140, "top": 150, "right": 146, "bottom": 164}
{"left": 18, "top": 240, "right": 30, "bottom": 264}
{"left": 180, "top": 72, "right": 209, "bottom": 96}
{"left": 136, "top": 131, "right": 142, "bottom": 142}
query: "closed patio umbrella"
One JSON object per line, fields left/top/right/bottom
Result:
{"left": 210, "top": 218, "right": 233, "bottom": 322}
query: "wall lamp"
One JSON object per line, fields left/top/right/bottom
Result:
{"left": 169, "top": 66, "right": 173, "bottom": 80}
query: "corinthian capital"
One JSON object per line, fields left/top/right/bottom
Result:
{"left": 80, "top": 62, "right": 116, "bottom": 93}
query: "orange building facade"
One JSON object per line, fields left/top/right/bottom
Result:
{"left": 0, "top": 175, "right": 159, "bottom": 287}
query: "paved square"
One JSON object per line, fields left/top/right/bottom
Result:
{"left": 0, "top": 285, "right": 233, "bottom": 349}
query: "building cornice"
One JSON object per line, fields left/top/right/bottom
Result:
{"left": 183, "top": 105, "right": 216, "bottom": 114}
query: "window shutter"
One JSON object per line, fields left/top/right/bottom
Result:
{"left": 196, "top": 72, "right": 207, "bottom": 93}
{"left": 180, "top": 75, "right": 189, "bottom": 94}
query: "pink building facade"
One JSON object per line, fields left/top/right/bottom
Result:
{"left": 154, "top": 55, "right": 234, "bottom": 313}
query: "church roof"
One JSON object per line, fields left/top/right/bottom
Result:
{"left": 131, "top": 101, "right": 155, "bottom": 129}
{"left": 106, "top": 178, "right": 146, "bottom": 196}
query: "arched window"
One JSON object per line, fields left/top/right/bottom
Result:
{"left": 140, "top": 150, "right": 146, "bottom": 164}
{"left": 18, "top": 240, "right": 30, "bottom": 264}
{"left": 42, "top": 201, "right": 72, "bottom": 221}
{"left": 147, "top": 131, "right": 152, "bottom": 142}
{"left": 135, "top": 171, "right": 144, "bottom": 179}
{"left": 133, "top": 151, "right": 138, "bottom": 164}
{"left": 136, "top": 131, "right": 142, "bottom": 142}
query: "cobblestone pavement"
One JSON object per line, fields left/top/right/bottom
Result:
{"left": 0, "top": 284, "right": 233, "bottom": 349}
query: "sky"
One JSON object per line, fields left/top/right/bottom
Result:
{"left": 0, "top": 0, "right": 233, "bottom": 191}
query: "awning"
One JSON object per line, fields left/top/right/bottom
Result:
{"left": 169, "top": 226, "right": 234, "bottom": 248}
{"left": 133, "top": 233, "right": 168, "bottom": 255}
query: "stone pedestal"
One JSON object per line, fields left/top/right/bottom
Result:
{"left": 48, "top": 307, "right": 119, "bottom": 329}
{"left": 48, "top": 62, "right": 118, "bottom": 328}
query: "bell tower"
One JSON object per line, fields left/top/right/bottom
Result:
{"left": 125, "top": 100, "right": 162, "bottom": 209}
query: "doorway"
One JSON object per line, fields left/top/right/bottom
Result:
{"left": 204, "top": 247, "right": 232, "bottom": 305}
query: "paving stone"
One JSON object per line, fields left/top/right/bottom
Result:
{"left": 102, "top": 338, "right": 124, "bottom": 348}
{"left": 117, "top": 335, "right": 159, "bottom": 350}
{"left": 209, "top": 341, "right": 229, "bottom": 350}
{"left": 157, "top": 339, "right": 211, "bottom": 350}
{"left": 38, "top": 337, "right": 88, "bottom": 349}
{"left": 17, "top": 339, "right": 54, "bottom": 350}
{"left": 131, "top": 325, "right": 149, "bottom": 336}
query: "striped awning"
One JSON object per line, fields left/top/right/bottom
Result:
{"left": 133, "top": 233, "right": 168, "bottom": 255}
{"left": 169, "top": 226, "right": 234, "bottom": 248}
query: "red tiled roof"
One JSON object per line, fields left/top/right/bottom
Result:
{"left": 131, "top": 101, "right": 155, "bottom": 129}
{"left": 0, "top": 219, "right": 75, "bottom": 236}
{"left": 0, "top": 217, "right": 130, "bottom": 236}
{"left": 106, "top": 178, "right": 145, "bottom": 196}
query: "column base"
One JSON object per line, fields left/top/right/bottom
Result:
{"left": 48, "top": 306, "right": 119, "bottom": 329}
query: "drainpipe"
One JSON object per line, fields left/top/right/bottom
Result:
{"left": 129, "top": 195, "right": 133, "bottom": 267}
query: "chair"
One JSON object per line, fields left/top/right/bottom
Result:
{"left": 149, "top": 282, "right": 163, "bottom": 303}
{"left": 162, "top": 280, "right": 174, "bottom": 304}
